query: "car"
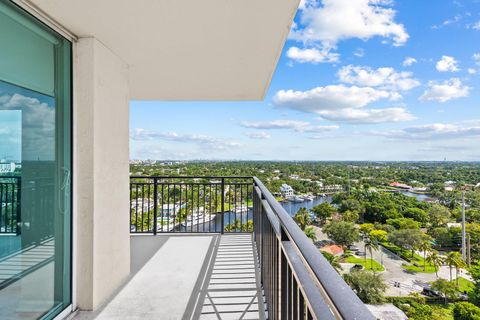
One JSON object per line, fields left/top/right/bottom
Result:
{"left": 351, "top": 264, "right": 364, "bottom": 271}
{"left": 356, "top": 251, "right": 366, "bottom": 256}
{"left": 421, "top": 287, "right": 441, "bottom": 297}
{"left": 348, "top": 245, "right": 359, "bottom": 252}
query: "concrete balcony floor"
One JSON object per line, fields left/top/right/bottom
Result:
{"left": 74, "top": 233, "right": 266, "bottom": 320}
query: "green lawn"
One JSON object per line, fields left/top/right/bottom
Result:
{"left": 455, "top": 277, "right": 474, "bottom": 293}
{"left": 344, "top": 256, "right": 385, "bottom": 272}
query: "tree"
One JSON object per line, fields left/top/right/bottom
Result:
{"left": 445, "top": 252, "right": 463, "bottom": 282}
{"left": 343, "top": 270, "right": 387, "bottom": 304}
{"left": 388, "top": 228, "right": 424, "bottom": 257}
{"left": 468, "top": 265, "right": 480, "bottom": 306}
{"left": 426, "top": 250, "right": 445, "bottom": 279}
{"left": 369, "top": 229, "right": 388, "bottom": 243}
{"left": 452, "top": 302, "right": 480, "bottom": 320}
{"left": 429, "top": 204, "right": 451, "bottom": 228}
{"left": 342, "top": 209, "right": 360, "bottom": 223}
{"left": 323, "top": 221, "right": 360, "bottom": 249}
{"left": 321, "top": 251, "right": 342, "bottom": 273}
{"left": 404, "top": 207, "right": 428, "bottom": 224}
{"left": 293, "top": 207, "right": 311, "bottom": 231}
{"left": 359, "top": 223, "right": 375, "bottom": 237}
{"left": 304, "top": 226, "right": 317, "bottom": 242}
{"left": 311, "top": 202, "right": 336, "bottom": 225}
{"left": 386, "top": 217, "right": 421, "bottom": 230}
{"left": 431, "top": 278, "right": 459, "bottom": 303}
{"left": 364, "top": 237, "right": 379, "bottom": 270}
{"left": 418, "top": 238, "right": 432, "bottom": 271}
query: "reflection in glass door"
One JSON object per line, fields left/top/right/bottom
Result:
{"left": 0, "top": 1, "right": 71, "bottom": 319}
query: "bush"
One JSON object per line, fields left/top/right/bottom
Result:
{"left": 453, "top": 302, "right": 480, "bottom": 320}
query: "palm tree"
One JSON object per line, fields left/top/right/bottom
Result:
{"left": 418, "top": 240, "right": 432, "bottom": 271}
{"left": 445, "top": 252, "right": 462, "bottom": 282}
{"left": 294, "top": 207, "right": 311, "bottom": 231}
{"left": 304, "top": 226, "right": 317, "bottom": 242}
{"left": 321, "top": 251, "right": 343, "bottom": 273}
{"left": 364, "top": 238, "right": 379, "bottom": 270}
{"left": 426, "top": 250, "right": 444, "bottom": 279}
{"left": 445, "top": 251, "right": 464, "bottom": 284}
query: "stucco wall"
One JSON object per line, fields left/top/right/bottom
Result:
{"left": 73, "top": 37, "right": 130, "bottom": 310}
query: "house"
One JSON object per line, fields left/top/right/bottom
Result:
{"left": 389, "top": 181, "right": 412, "bottom": 189}
{"left": 320, "top": 244, "right": 344, "bottom": 256}
{"left": 0, "top": 1, "right": 373, "bottom": 319}
{"left": 280, "top": 183, "right": 294, "bottom": 197}
{"left": 289, "top": 174, "right": 300, "bottom": 180}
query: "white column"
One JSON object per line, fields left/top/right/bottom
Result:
{"left": 73, "top": 37, "right": 130, "bottom": 310}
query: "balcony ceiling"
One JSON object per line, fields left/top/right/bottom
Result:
{"left": 27, "top": 0, "right": 299, "bottom": 101}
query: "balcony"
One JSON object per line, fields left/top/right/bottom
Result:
{"left": 71, "top": 176, "right": 371, "bottom": 320}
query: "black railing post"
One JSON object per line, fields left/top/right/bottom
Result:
{"left": 153, "top": 178, "right": 158, "bottom": 235}
{"left": 16, "top": 177, "right": 21, "bottom": 235}
{"left": 221, "top": 178, "right": 225, "bottom": 234}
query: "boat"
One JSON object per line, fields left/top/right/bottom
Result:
{"left": 233, "top": 205, "right": 249, "bottom": 214}
{"left": 288, "top": 195, "right": 304, "bottom": 203}
{"left": 303, "top": 194, "right": 315, "bottom": 201}
{"left": 181, "top": 210, "right": 216, "bottom": 227}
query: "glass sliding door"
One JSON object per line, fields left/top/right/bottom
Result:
{"left": 0, "top": 1, "right": 72, "bottom": 319}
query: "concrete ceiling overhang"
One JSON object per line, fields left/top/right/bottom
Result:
{"left": 25, "top": 0, "right": 299, "bottom": 101}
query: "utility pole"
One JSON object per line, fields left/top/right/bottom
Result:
{"left": 461, "top": 190, "right": 467, "bottom": 261}
{"left": 467, "top": 233, "right": 471, "bottom": 267}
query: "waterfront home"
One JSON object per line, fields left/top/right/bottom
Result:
{"left": 280, "top": 183, "right": 294, "bottom": 198}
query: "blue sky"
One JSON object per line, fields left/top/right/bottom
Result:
{"left": 130, "top": 0, "right": 480, "bottom": 161}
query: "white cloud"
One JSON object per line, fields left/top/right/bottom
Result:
{"left": 316, "top": 107, "right": 415, "bottom": 124}
{"left": 337, "top": 65, "right": 420, "bottom": 91}
{"left": 353, "top": 48, "right": 365, "bottom": 57}
{"left": 240, "top": 120, "right": 338, "bottom": 133}
{"left": 469, "top": 21, "right": 480, "bottom": 30}
{"left": 290, "top": 0, "right": 408, "bottom": 47}
{"left": 0, "top": 93, "right": 55, "bottom": 160}
{"left": 371, "top": 121, "right": 480, "bottom": 140}
{"left": 473, "top": 53, "right": 480, "bottom": 65}
{"left": 419, "top": 78, "right": 470, "bottom": 102}
{"left": 244, "top": 131, "right": 271, "bottom": 139}
{"left": 468, "top": 68, "right": 477, "bottom": 74}
{"left": 402, "top": 57, "right": 417, "bottom": 67}
{"left": 286, "top": 46, "right": 339, "bottom": 64}
{"left": 432, "top": 15, "right": 461, "bottom": 29}
{"left": 240, "top": 120, "right": 311, "bottom": 131}
{"left": 436, "top": 55, "right": 460, "bottom": 72}
{"left": 272, "top": 84, "right": 414, "bottom": 124}
{"left": 130, "top": 129, "right": 241, "bottom": 151}
{"left": 273, "top": 85, "right": 396, "bottom": 112}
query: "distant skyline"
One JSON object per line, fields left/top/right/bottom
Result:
{"left": 130, "top": 0, "right": 480, "bottom": 161}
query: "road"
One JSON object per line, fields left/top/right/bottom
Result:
{"left": 312, "top": 226, "right": 471, "bottom": 296}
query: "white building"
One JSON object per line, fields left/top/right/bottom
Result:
{"left": 280, "top": 183, "right": 294, "bottom": 198}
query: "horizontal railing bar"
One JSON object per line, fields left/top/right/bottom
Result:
{"left": 253, "top": 177, "right": 374, "bottom": 320}
{"left": 130, "top": 176, "right": 253, "bottom": 179}
{"left": 283, "top": 242, "right": 336, "bottom": 320}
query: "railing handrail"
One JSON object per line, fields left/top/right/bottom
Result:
{"left": 130, "top": 175, "right": 253, "bottom": 180}
{"left": 253, "top": 177, "right": 374, "bottom": 320}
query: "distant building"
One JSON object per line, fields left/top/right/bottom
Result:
{"left": 389, "top": 182, "right": 412, "bottom": 190}
{"left": 319, "top": 244, "right": 344, "bottom": 256}
{"left": 280, "top": 184, "right": 294, "bottom": 198}
{"left": 0, "top": 162, "right": 15, "bottom": 174}
{"left": 289, "top": 174, "right": 299, "bottom": 180}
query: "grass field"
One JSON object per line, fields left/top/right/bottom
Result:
{"left": 344, "top": 256, "right": 385, "bottom": 272}
{"left": 455, "top": 277, "right": 474, "bottom": 293}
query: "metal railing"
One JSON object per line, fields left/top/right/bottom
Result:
{"left": 0, "top": 176, "right": 21, "bottom": 235}
{"left": 129, "top": 176, "right": 253, "bottom": 234}
{"left": 253, "top": 177, "right": 374, "bottom": 320}
{"left": 129, "top": 176, "right": 374, "bottom": 319}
